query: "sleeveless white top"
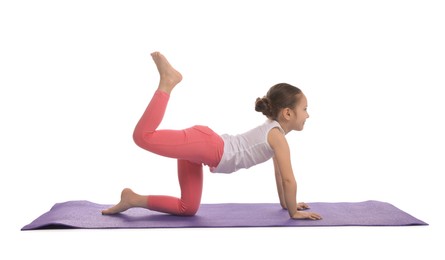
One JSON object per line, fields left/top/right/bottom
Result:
{"left": 210, "top": 120, "right": 285, "bottom": 174}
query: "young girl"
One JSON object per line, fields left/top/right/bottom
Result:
{"left": 102, "top": 52, "right": 322, "bottom": 220}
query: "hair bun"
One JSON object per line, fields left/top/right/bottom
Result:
{"left": 255, "top": 83, "right": 302, "bottom": 120}
{"left": 255, "top": 97, "right": 273, "bottom": 117}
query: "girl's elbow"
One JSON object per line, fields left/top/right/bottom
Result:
{"left": 282, "top": 178, "right": 296, "bottom": 187}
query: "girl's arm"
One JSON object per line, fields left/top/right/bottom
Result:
{"left": 268, "top": 128, "right": 322, "bottom": 220}
{"left": 273, "top": 156, "right": 287, "bottom": 210}
{"left": 274, "top": 160, "right": 311, "bottom": 211}
{"left": 268, "top": 128, "right": 298, "bottom": 217}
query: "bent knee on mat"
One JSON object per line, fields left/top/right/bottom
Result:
{"left": 178, "top": 205, "right": 199, "bottom": 216}
{"left": 180, "top": 212, "right": 197, "bottom": 217}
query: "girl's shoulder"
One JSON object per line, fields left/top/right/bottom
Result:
{"left": 267, "top": 126, "right": 288, "bottom": 151}
{"left": 263, "top": 119, "right": 285, "bottom": 135}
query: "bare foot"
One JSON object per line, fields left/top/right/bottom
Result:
{"left": 151, "top": 51, "right": 183, "bottom": 94}
{"left": 102, "top": 188, "right": 142, "bottom": 215}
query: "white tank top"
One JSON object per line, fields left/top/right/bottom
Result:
{"left": 210, "top": 120, "right": 285, "bottom": 173}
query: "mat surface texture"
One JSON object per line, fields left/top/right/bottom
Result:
{"left": 21, "top": 200, "right": 427, "bottom": 230}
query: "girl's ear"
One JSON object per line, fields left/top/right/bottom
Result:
{"left": 282, "top": 108, "right": 292, "bottom": 120}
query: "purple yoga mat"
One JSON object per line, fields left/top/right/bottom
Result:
{"left": 21, "top": 200, "right": 427, "bottom": 230}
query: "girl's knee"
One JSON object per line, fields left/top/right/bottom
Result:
{"left": 179, "top": 203, "right": 199, "bottom": 216}
{"left": 181, "top": 208, "right": 198, "bottom": 216}
{"left": 132, "top": 129, "right": 144, "bottom": 147}
{"left": 133, "top": 130, "right": 153, "bottom": 149}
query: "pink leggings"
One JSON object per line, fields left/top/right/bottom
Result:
{"left": 133, "top": 90, "right": 224, "bottom": 216}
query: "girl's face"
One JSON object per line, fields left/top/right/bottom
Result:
{"left": 292, "top": 94, "right": 309, "bottom": 131}
{"left": 287, "top": 94, "right": 309, "bottom": 132}
{"left": 278, "top": 93, "right": 309, "bottom": 133}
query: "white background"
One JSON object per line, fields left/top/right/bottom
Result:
{"left": 1, "top": 0, "right": 444, "bottom": 259}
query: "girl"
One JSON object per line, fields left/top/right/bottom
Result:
{"left": 102, "top": 52, "right": 322, "bottom": 220}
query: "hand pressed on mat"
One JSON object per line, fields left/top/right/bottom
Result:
{"left": 292, "top": 210, "right": 322, "bottom": 220}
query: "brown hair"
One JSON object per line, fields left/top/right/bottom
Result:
{"left": 255, "top": 83, "right": 302, "bottom": 120}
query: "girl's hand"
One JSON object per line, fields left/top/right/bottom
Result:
{"left": 297, "top": 202, "right": 310, "bottom": 210}
{"left": 292, "top": 211, "right": 322, "bottom": 220}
